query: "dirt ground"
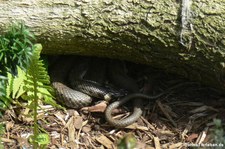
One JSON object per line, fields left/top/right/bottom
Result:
{"left": 1, "top": 62, "right": 225, "bottom": 149}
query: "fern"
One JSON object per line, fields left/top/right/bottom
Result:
{"left": 3, "top": 47, "right": 58, "bottom": 113}
{"left": 24, "top": 44, "right": 56, "bottom": 104}
{"left": 0, "top": 80, "right": 10, "bottom": 111}
{"left": 23, "top": 44, "right": 54, "bottom": 148}
{"left": 0, "top": 124, "right": 4, "bottom": 149}
{"left": 0, "top": 23, "right": 60, "bottom": 148}
{"left": 0, "top": 23, "right": 35, "bottom": 110}
{"left": 0, "top": 73, "right": 11, "bottom": 110}
{"left": 4, "top": 44, "right": 58, "bottom": 106}
{"left": 12, "top": 67, "right": 26, "bottom": 99}
{"left": 6, "top": 66, "right": 27, "bottom": 99}
{"left": 3, "top": 44, "right": 55, "bottom": 148}
{"left": 3, "top": 44, "right": 58, "bottom": 148}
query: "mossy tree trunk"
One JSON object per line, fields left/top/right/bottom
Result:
{"left": 0, "top": 0, "right": 225, "bottom": 90}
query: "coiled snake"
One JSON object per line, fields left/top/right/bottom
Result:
{"left": 50, "top": 56, "right": 182, "bottom": 128}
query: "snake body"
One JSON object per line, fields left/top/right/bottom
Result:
{"left": 50, "top": 56, "right": 188, "bottom": 128}
{"left": 51, "top": 57, "right": 146, "bottom": 127}
{"left": 53, "top": 82, "right": 92, "bottom": 108}
{"left": 51, "top": 57, "right": 124, "bottom": 108}
{"left": 70, "top": 79, "right": 123, "bottom": 101}
{"left": 105, "top": 61, "right": 143, "bottom": 127}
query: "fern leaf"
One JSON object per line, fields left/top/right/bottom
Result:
{"left": 0, "top": 80, "right": 11, "bottom": 109}
{"left": 22, "top": 44, "right": 54, "bottom": 148}
{"left": 24, "top": 44, "right": 55, "bottom": 104}
{"left": 0, "top": 79, "right": 6, "bottom": 97}
{"left": 5, "top": 66, "right": 27, "bottom": 99}
{"left": 6, "top": 72, "right": 13, "bottom": 98}
{"left": 12, "top": 66, "right": 26, "bottom": 98}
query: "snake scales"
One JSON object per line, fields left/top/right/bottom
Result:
{"left": 50, "top": 56, "right": 188, "bottom": 128}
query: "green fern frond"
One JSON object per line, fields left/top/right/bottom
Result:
{"left": 9, "top": 66, "right": 26, "bottom": 99}
{"left": 0, "top": 66, "right": 26, "bottom": 109}
{"left": 2, "top": 44, "right": 58, "bottom": 108}
{"left": 6, "top": 72, "right": 13, "bottom": 98}
{"left": 23, "top": 44, "right": 55, "bottom": 148}
{"left": 0, "top": 79, "right": 12, "bottom": 110}
{"left": 0, "top": 78, "right": 7, "bottom": 98}
{"left": 0, "top": 124, "right": 5, "bottom": 148}
{"left": 5, "top": 66, "right": 25, "bottom": 99}
{"left": 23, "top": 44, "right": 58, "bottom": 107}
{"left": 0, "top": 24, "right": 58, "bottom": 148}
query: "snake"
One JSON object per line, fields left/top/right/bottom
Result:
{"left": 50, "top": 56, "right": 191, "bottom": 128}
{"left": 50, "top": 56, "right": 123, "bottom": 108}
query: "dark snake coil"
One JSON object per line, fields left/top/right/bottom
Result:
{"left": 50, "top": 56, "right": 146, "bottom": 127}
{"left": 50, "top": 56, "right": 189, "bottom": 128}
{"left": 53, "top": 82, "right": 92, "bottom": 108}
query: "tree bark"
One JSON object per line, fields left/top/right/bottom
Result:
{"left": 0, "top": 0, "right": 225, "bottom": 90}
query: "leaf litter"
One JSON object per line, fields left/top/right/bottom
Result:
{"left": 1, "top": 65, "right": 225, "bottom": 149}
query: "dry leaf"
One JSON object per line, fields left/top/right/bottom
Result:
{"left": 168, "top": 142, "right": 183, "bottom": 149}
{"left": 96, "top": 134, "right": 114, "bottom": 149}
{"left": 74, "top": 116, "right": 83, "bottom": 130}
{"left": 82, "top": 126, "right": 92, "bottom": 133}
{"left": 81, "top": 101, "right": 107, "bottom": 112}
{"left": 18, "top": 108, "right": 33, "bottom": 123}
{"left": 54, "top": 111, "right": 66, "bottom": 125}
{"left": 6, "top": 121, "right": 14, "bottom": 132}
{"left": 186, "top": 133, "right": 198, "bottom": 142}
{"left": 153, "top": 137, "right": 161, "bottom": 149}
{"left": 125, "top": 123, "right": 148, "bottom": 131}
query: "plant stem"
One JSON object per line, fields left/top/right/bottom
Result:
{"left": 33, "top": 75, "right": 38, "bottom": 149}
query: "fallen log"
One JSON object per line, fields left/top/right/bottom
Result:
{"left": 0, "top": 0, "right": 225, "bottom": 90}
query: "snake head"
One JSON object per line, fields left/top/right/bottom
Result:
{"left": 109, "top": 88, "right": 128, "bottom": 99}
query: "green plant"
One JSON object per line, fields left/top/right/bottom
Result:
{"left": 0, "top": 23, "right": 60, "bottom": 148}
{"left": 0, "top": 23, "right": 35, "bottom": 74}
{"left": 0, "top": 124, "right": 5, "bottom": 149}
{"left": 0, "top": 23, "right": 58, "bottom": 108}
{"left": 209, "top": 119, "right": 225, "bottom": 147}
{"left": 4, "top": 44, "right": 55, "bottom": 149}
{"left": 0, "top": 76, "right": 11, "bottom": 111}
{"left": 117, "top": 133, "right": 137, "bottom": 149}
{"left": 0, "top": 23, "right": 35, "bottom": 111}
{"left": 24, "top": 44, "right": 52, "bottom": 148}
